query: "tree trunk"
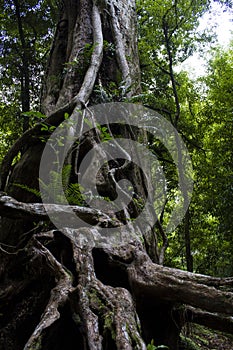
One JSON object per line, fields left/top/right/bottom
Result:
{"left": 184, "top": 209, "right": 193, "bottom": 272}
{"left": 0, "top": 1, "right": 233, "bottom": 349}
{"left": 14, "top": 0, "right": 30, "bottom": 131}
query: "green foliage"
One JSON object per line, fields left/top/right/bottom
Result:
{"left": 147, "top": 339, "right": 169, "bottom": 349}
{"left": 137, "top": 0, "right": 215, "bottom": 115}
{"left": 13, "top": 183, "right": 41, "bottom": 198}
{"left": 65, "top": 183, "right": 86, "bottom": 205}
{"left": 22, "top": 111, "right": 46, "bottom": 128}
{"left": 190, "top": 43, "right": 233, "bottom": 275}
{"left": 135, "top": 0, "right": 233, "bottom": 275}
{"left": 14, "top": 164, "right": 86, "bottom": 206}
{"left": 97, "top": 124, "right": 113, "bottom": 142}
{"left": 39, "top": 164, "right": 86, "bottom": 205}
{"left": 103, "top": 40, "right": 115, "bottom": 56}
{"left": 0, "top": 0, "right": 56, "bottom": 105}
{"left": 93, "top": 80, "right": 123, "bottom": 102}
{"left": 179, "top": 335, "right": 201, "bottom": 350}
{"left": 0, "top": 0, "right": 57, "bottom": 158}
{"left": 63, "top": 42, "right": 96, "bottom": 78}
{"left": 164, "top": 41, "right": 233, "bottom": 275}
{"left": 0, "top": 102, "right": 22, "bottom": 161}
{"left": 40, "top": 122, "right": 56, "bottom": 134}
{"left": 83, "top": 119, "right": 113, "bottom": 141}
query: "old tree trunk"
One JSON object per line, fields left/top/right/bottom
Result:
{"left": 0, "top": 1, "right": 233, "bottom": 349}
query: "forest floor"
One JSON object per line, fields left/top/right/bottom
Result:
{"left": 180, "top": 324, "right": 233, "bottom": 350}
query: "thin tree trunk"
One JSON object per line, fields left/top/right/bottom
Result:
{"left": 14, "top": 0, "right": 30, "bottom": 131}
{"left": 184, "top": 208, "right": 193, "bottom": 272}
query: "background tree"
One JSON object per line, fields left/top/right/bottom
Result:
{"left": 136, "top": 0, "right": 215, "bottom": 271}
{"left": 0, "top": 0, "right": 56, "bottom": 145}
{"left": 137, "top": 0, "right": 214, "bottom": 121}
{"left": 189, "top": 43, "right": 233, "bottom": 275}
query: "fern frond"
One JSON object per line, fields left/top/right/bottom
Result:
{"left": 13, "top": 183, "right": 41, "bottom": 198}
{"left": 62, "top": 164, "right": 72, "bottom": 190}
{"left": 66, "top": 183, "right": 85, "bottom": 205}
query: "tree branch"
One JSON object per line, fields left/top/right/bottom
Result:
{"left": 0, "top": 192, "right": 120, "bottom": 227}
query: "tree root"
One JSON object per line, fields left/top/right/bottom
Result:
{"left": 0, "top": 217, "right": 233, "bottom": 349}
{"left": 0, "top": 192, "right": 120, "bottom": 227}
{"left": 24, "top": 239, "right": 74, "bottom": 349}
{"left": 71, "top": 246, "right": 146, "bottom": 349}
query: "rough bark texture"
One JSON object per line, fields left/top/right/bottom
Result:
{"left": 0, "top": 1, "right": 233, "bottom": 349}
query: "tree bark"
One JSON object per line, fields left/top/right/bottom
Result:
{"left": 0, "top": 1, "right": 232, "bottom": 349}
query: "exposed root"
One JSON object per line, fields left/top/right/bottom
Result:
{"left": 23, "top": 238, "right": 74, "bottom": 349}
{"left": 0, "top": 192, "right": 120, "bottom": 227}
{"left": 0, "top": 230, "right": 233, "bottom": 349}
{"left": 70, "top": 245, "right": 147, "bottom": 349}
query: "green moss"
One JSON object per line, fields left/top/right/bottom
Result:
{"left": 146, "top": 339, "right": 169, "bottom": 349}
{"left": 127, "top": 324, "right": 142, "bottom": 348}
{"left": 72, "top": 313, "right": 82, "bottom": 326}
{"left": 89, "top": 290, "right": 116, "bottom": 341}
{"left": 29, "top": 337, "right": 42, "bottom": 350}
{"left": 103, "top": 40, "right": 115, "bottom": 56}
{"left": 115, "top": 69, "right": 123, "bottom": 85}
{"left": 103, "top": 311, "right": 116, "bottom": 340}
{"left": 179, "top": 335, "right": 201, "bottom": 350}
{"left": 89, "top": 290, "right": 104, "bottom": 309}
